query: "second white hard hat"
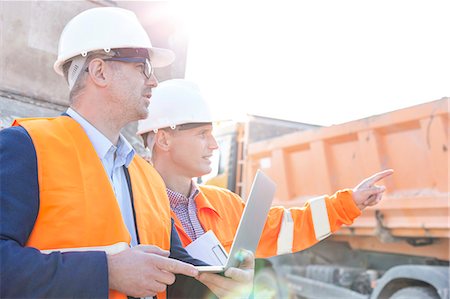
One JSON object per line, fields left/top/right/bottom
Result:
{"left": 137, "top": 79, "right": 213, "bottom": 135}
{"left": 53, "top": 7, "right": 175, "bottom": 76}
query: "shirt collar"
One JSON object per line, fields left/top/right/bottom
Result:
{"left": 66, "top": 108, "right": 135, "bottom": 167}
{"left": 167, "top": 181, "right": 199, "bottom": 209}
{"left": 194, "top": 186, "right": 221, "bottom": 218}
{"left": 116, "top": 135, "right": 135, "bottom": 167}
{"left": 167, "top": 182, "right": 221, "bottom": 218}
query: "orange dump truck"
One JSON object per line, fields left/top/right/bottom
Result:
{"left": 206, "top": 98, "right": 449, "bottom": 299}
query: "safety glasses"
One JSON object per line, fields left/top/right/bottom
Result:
{"left": 103, "top": 57, "right": 153, "bottom": 79}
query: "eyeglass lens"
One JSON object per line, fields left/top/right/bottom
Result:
{"left": 85, "top": 57, "right": 153, "bottom": 79}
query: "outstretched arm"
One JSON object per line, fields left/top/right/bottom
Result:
{"left": 257, "top": 169, "right": 393, "bottom": 257}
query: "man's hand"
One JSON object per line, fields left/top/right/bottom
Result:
{"left": 107, "top": 245, "right": 199, "bottom": 297}
{"left": 197, "top": 250, "right": 255, "bottom": 298}
{"left": 353, "top": 169, "right": 394, "bottom": 210}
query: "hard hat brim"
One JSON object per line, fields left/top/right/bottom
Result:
{"left": 149, "top": 47, "right": 175, "bottom": 68}
{"left": 53, "top": 46, "right": 175, "bottom": 76}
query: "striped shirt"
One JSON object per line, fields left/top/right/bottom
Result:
{"left": 167, "top": 183, "right": 205, "bottom": 241}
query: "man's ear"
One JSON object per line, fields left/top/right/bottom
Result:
{"left": 154, "top": 130, "right": 171, "bottom": 152}
{"left": 87, "top": 58, "right": 108, "bottom": 87}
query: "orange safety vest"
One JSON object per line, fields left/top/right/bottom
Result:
{"left": 13, "top": 117, "right": 171, "bottom": 299}
{"left": 172, "top": 184, "right": 361, "bottom": 258}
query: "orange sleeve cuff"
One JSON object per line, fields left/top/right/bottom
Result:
{"left": 329, "top": 189, "right": 362, "bottom": 221}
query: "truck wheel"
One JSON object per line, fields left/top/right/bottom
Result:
{"left": 253, "top": 267, "right": 283, "bottom": 299}
{"left": 390, "top": 286, "right": 439, "bottom": 299}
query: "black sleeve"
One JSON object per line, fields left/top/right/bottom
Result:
{"left": 168, "top": 218, "right": 209, "bottom": 266}
{"left": 0, "top": 126, "right": 108, "bottom": 298}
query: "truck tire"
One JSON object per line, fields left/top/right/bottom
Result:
{"left": 253, "top": 268, "right": 284, "bottom": 299}
{"left": 390, "top": 286, "right": 439, "bottom": 299}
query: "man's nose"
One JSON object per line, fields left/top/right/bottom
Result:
{"left": 209, "top": 136, "right": 219, "bottom": 149}
{"left": 146, "top": 72, "right": 158, "bottom": 87}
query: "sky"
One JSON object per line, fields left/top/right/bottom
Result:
{"left": 172, "top": 0, "right": 449, "bottom": 126}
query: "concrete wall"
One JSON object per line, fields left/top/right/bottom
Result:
{"left": 1, "top": 1, "right": 101, "bottom": 107}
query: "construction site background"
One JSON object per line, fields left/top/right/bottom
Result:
{"left": 0, "top": 1, "right": 187, "bottom": 155}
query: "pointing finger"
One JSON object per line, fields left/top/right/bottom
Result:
{"left": 359, "top": 169, "right": 393, "bottom": 188}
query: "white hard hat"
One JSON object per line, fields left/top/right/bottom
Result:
{"left": 53, "top": 7, "right": 175, "bottom": 76}
{"left": 137, "top": 79, "right": 213, "bottom": 135}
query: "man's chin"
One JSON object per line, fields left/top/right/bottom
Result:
{"left": 203, "top": 166, "right": 213, "bottom": 175}
{"left": 192, "top": 168, "right": 211, "bottom": 179}
{"left": 138, "top": 110, "right": 149, "bottom": 120}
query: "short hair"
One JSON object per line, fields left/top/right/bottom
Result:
{"left": 62, "top": 51, "right": 115, "bottom": 103}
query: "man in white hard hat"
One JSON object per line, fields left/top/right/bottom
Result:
{"left": 137, "top": 79, "right": 393, "bottom": 266}
{"left": 0, "top": 7, "right": 253, "bottom": 299}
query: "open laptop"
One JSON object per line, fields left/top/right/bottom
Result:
{"left": 194, "top": 169, "right": 276, "bottom": 273}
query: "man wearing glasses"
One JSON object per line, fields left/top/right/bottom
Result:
{"left": 0, "top": 7, "right": 254, "bottom": 299}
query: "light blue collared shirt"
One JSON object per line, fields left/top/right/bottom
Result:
{"left": 66, "top": 108, "right": 138, "bottom": 246}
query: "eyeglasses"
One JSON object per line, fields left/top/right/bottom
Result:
{"left": 104, "top": 57, "right": 153, "bottom": 79}
{"left": 85, "top": 56, "right": 153, "bottom": 79}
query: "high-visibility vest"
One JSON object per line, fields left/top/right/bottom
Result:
{"left": 13, "top": 117, "right": 171, "bottom": 299}
{"left": 172, "top": 184, "right": 361, "bottom": 257}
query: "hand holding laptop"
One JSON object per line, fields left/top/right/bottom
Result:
{"left": 192, "top": 170, "right": 276, "bottom": 273}
{"left": 190, "top": 170, "right": 275, "bottom": 298}
{"left": 197, "top": 249, "right": 255, "bottom": 299}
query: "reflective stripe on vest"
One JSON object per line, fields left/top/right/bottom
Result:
{"left": 13, "top": 117, "right": 171, "bottom": 299}
{"left": 41, "top": 242, "right": 129, "bottom": 255}
{"left": 276, "top": 209, "right": 294, "bottom": 255}
{"left": 309, "top": 196, "right": 332, "bottom": 241}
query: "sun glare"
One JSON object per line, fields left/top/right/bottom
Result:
{"left": 177, "top": 1, "right": 449, "bottom": 126}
